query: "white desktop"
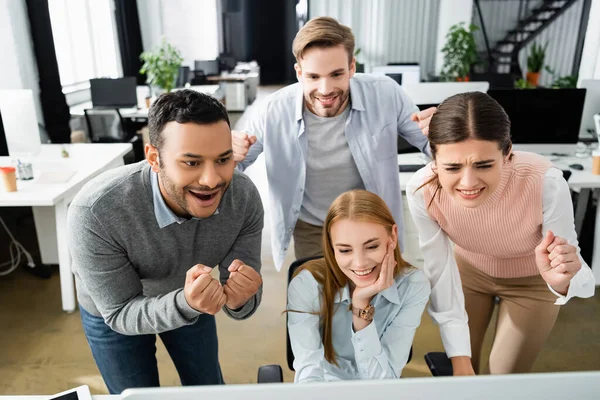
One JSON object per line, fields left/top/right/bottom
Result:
{"left": 0, "top": 89, "right": 42, "bottom": 157}
{"left": 370, "top": 64, "right": 420, "bottom": 86}
{"left": 120, "top": 371, "right": 600, "bottom": 400}
{"left": 402, "top": 81, "right": 490, "bottom": 106}
{"left": 579, "top": 79, "right": 600, "bottom": 138}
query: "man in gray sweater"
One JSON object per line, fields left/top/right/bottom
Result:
{"left": 67, "top": 90, "right": 264, "bottom": 394}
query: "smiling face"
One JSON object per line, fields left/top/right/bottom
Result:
{"left": 146, "top": 120, "right": 234, "bottom": 219}
{"left": 329, "top": 218, "right": 398, "bottom": 288}
{"left": 295, "top": 44, "right": 355, "bottom": 117}
{"left": 434, "top": 139, "right": 509, "bottom": 208}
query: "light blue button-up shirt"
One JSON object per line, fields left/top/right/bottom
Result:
{"left": 287, "top": 266, "right": 431, "bottom": 382}
{"left": 237, "top": 74, "right": 430, "bottom": 270}
{"left": 150, "top": 168, "right": 218, "bottom": 228}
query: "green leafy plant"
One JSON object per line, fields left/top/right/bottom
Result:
{"left": 514, "top": 78, "right": 535, "bottom": 89}
{"left": 139, "top": 38, "right": 184, "bottom": 93}
{"left": 527, "top": 41, "right": 548, "bottom": 73}
{"left": 354, "top": 48, "right": 364, "bottom": 73}
{"left": 544, "top": 66, "right": 578, "bottom": 88}
{"left": 441, "top": 23, "right": 479, "bottom": 81}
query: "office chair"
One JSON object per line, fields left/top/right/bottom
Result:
{"left": 83, "top": 108, "right": 143, "bottom": 163}
{"left": 257, "top": 256, "right": 452, "bottom": 383}
{"left": 84, "top": 108, "right": 128, "bottom": 143}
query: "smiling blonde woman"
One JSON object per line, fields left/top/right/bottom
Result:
{"left": 287, "top": 190, "right": 430, "bottom": 382}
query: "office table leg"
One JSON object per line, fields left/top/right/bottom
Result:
{"left": 593, "top": 189, "right": 600, "bottom": 287}
{"left": 33, "top": 204, "right": 75, "bottom": 312}
{"left": 56, "top": 199, "right": 76, "bottom": 313}
{"left": 574, "top": 188, "right": 592, "bottom": 238}
{"left": 32, "top": 206, "right": 59, "bottom": 265}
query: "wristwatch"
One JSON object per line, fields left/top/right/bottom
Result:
{"left": 352, "top": 304, "right": 375, "bottom": 321}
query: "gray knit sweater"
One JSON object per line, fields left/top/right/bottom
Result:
{"left": 67, "top": 161, "right": 264, "bottom": 335}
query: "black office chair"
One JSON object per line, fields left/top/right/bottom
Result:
{"left": 257, "top": 256, "right": 452, "bottom": 383}
{"left": 83, "top": 108, "right": 144, "bottom": 163}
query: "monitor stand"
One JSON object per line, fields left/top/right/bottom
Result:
{"left": 0, "top": 109, "right": 9, "bottom": 157}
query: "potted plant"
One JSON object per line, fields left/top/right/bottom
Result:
{"left": 354, "top": 48, "right": 364, "bottom": 73}
{"left": 526, "top": 41, "right": 548, "bottom": 87}
{"left": 441, "top": 23, "right": 479, "bottom": 82}
{"left": 140, "top": 38, "right": 184, "bottom": 95}
{"left": 544, "top": 66, "right": 577, "bottom": 88}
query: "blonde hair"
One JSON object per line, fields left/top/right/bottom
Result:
{"left": 292, "top": 16, "right": 355, "bottom": 63}
{"left": 293, "top": 190, "right": 410, "bottom": 365}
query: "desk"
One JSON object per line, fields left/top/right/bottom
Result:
{"left": 398, "top": 151, "right": 600, "bottom": 286}
{"left": 208, "top": 73, "right": 259, "bottom": 112}
{"left": 69, "top": 85, "right": 223, "bottom": 118}
{"left": 0, "top": 143, "right": 132, "bottom": 312}
{"left": 1, "top": 397, "right": 116, "bottom": 400}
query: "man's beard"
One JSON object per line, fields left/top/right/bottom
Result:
{"left": 307, "top": 89, "right": 350, "bottom": 117}
{"left": 159, "top": 169, "right": 191, "bottom": 218}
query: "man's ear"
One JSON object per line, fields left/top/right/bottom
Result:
{"left": 431, "top": 161, "right": 438, "bottom": 174}
{"left": 145, "top": 144, "right": 160, "bottom": 172}
{"left": 294, "top": 62, "right": 302, "bottom": 82}
{"left": 349, "top": 56, "right": 356, "bottom": 79}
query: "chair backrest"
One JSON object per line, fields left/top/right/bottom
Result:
{"left": 286, "top": 256, "right": 324, "bottom": 371}
{"left": 84, "top": 108, "right": 127, "bottom": 143}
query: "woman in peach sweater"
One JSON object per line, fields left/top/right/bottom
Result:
{"left": 406, "top": 92, "right": 595, "bottom": 375}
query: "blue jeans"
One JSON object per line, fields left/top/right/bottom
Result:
{"left": 80, "top": 305, "right": 224, "bottom": 394}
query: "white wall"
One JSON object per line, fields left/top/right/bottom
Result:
{"left": 578, "top": 0, "right": 600, "bottom": 81}
{"left": 435, "top": 0, "right": 474, "bottom": 75}
{"left": 309, "top": 0, "right": 441, "bottom": 80}
{"left": 0, "top": 0, "right": 47, "bottom": 141}
{"left": 136, "top": 0, "right": 219, "bottom": 68}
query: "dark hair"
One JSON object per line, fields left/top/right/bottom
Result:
{"left": 292, "top": 16, "right": 355, "bottom": 64}
{"left": 417, "top": 92, "right": 513, "bottom": 199}
{"left": 148, "top": 89, "right": 230, "bottom": 149}
{"left": 428, "top": 91, "right": 512, "bottom": 160}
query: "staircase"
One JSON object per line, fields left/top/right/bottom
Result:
{"left": 486, "top": 0, "right": 579, "bottom": 76}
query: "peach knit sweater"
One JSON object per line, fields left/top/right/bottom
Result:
{"left": 423, "top": 151, "right": 551, "bottom": 278}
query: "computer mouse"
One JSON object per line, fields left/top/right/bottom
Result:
{"left": 569, "top": 163, "right": 584, "bottom": 171}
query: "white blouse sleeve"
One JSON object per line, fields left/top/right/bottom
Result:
{"left": 542, "top": 168, "right": 596, "bottom": 303}
{"left": 405, "top": 167, "right": 471, "bottom": 358}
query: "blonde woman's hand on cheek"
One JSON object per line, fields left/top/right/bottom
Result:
{"left": 351, "top": 242, "right": 396, "bottom": 308}
{"left": 535, "top": 231, "right": 581, "bottom": 295}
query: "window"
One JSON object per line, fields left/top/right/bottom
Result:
{"left": 48, "top": 0, "right": 122, "bottom": 88}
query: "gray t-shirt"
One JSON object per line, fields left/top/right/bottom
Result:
{"left": 300, "top": 105, "right": 365, "bottom": 226}
{"left": 67, "top": 161, "right": 264, "bottom": 335}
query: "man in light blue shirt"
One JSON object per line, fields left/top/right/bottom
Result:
{"left": 234, "top": 16, "right": 432, "bottom": 270}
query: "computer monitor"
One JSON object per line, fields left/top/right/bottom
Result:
{"left": 371, "top": 64, "right": 420, "bottom": 86}
{"left": 90, "top": 77, "right": 137, "bottom": 108}
{"left": 578, "top": 79, "right": 600, "bottom": 138}
{"left": 0, "top": 90, "right": 42, "bottom": 157}
{"left": 194, "top": 60, "right": 220, "bottom": 76}
{"left": 120, "top": 371, "right": 600, "bottom": 400}
{"left": 402, "top": 82, "right": 490, "bottom": 106}
{"left": 488, "top": 88, "right": 586, "bottom": 153}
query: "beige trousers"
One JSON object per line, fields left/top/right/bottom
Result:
{"left": 456, "top": 254, "right": 560, "bottom": 374}
{"left": 292, "top": 219, "right": 324, "bottom": 260}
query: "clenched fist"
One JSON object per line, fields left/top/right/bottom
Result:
{"left": 232, "top": 131, "right": 257, "bottom": 164}
{"left": 184, "top": 264, "right": 227, "bottom": 315}
{"left": 535, "top": 231, "right": 582, "bottom": 295}
{"left": 223, "top": 259, "right": 262, "bottom": 310}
